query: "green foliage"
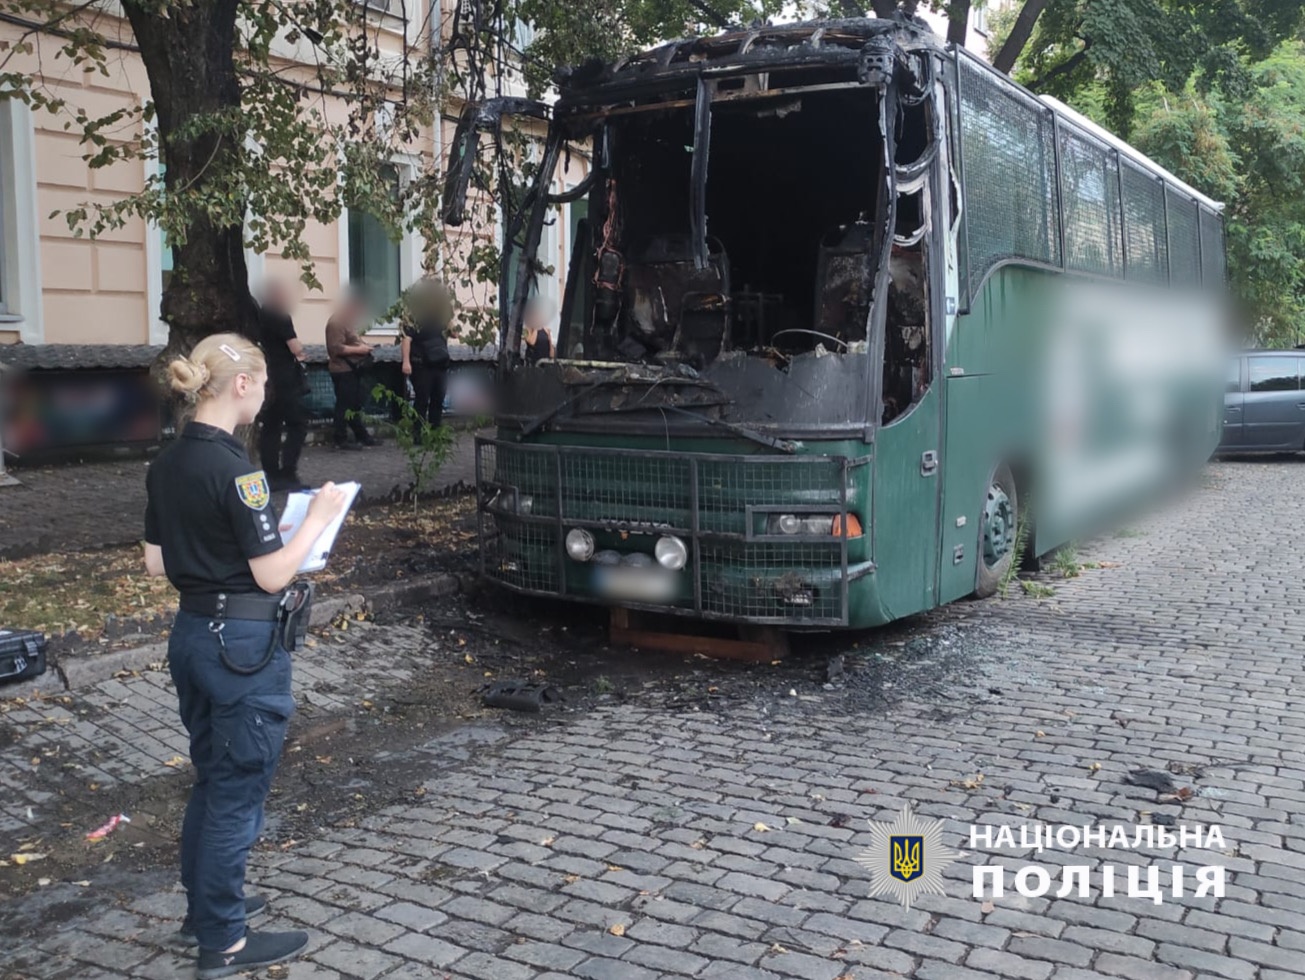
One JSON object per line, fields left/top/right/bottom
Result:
{"left": 1014, "top": 0, "right": 1305, "bottom": 138}
{"left": 997, "top": 502, "right": 1031, "bottom": 599}
{"left": 1049, "top": 544, "right": 1081, "bottom": 578}
{"left": 368, "top": 383, "right": 457, "bottom": 514}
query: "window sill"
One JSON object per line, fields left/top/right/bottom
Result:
{"left": 0, "top": 314, "right": 24, "bottom": 324}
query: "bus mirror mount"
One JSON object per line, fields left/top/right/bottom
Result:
{"left": 441, "top": 97, "right": 550, "bottom": 226}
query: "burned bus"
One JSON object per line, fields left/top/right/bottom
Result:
{"left": 442, "top": 17, "right": 1228, "bottom": 630}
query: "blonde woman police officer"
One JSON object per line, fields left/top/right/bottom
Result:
{"left": 142, "top": 333, "right": 345, "bottom": 978}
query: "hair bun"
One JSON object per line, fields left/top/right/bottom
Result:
{"left": 168, "top": 356, "right": 210, "bottom": 402}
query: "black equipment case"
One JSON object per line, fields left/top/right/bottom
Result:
{"left": 0, "top": 629, "right": 49, "bottom": 685}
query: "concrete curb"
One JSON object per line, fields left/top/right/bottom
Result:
{"left": 13, "top": 572, "right": 464, "bottom": 695}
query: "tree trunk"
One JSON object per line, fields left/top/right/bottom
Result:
{"left": 947, "top": 0, "right": 971, "bottom": 45}
{"left": 993, "top": 0, "right": 1050, "bottom": 75}
{"left": 121, "top": 0, "right": 257, "bottom": 370}
{"left": 870, "top": 0, "right": 898, "bottom": 19}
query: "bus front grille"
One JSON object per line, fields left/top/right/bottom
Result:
{"left": 474, "top": 437, "right": 871, "bottom": 626}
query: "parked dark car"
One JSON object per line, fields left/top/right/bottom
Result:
{"left": 1219, "top": 349, "right": 1305, "bottom": 453}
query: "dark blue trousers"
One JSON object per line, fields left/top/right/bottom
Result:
{"left": 167, "top": 610, "right": 295, "bottom": 951}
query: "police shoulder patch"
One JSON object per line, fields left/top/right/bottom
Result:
{"left": 235, "top": 471, "right": 270, "bottom": 510}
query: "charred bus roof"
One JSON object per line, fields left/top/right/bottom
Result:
{"left": 551, "top": 17, "right": 944, "bottom": 112}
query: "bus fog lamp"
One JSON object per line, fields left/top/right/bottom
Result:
{"left": 566, "top": 528, "right": 595, "bottom": 562}
{"left": 655, "top": 535, "right": 688, "bottom": 570}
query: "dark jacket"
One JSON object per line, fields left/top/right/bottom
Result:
{"left": 407, "top": 316, "right": 450, "bottom": 366}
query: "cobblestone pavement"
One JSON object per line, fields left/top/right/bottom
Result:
{"left": 3, "top": 458, "right": 1305, "bottom": 980}
{"left": 0, "top": 432, "right": 483, "bottom": 557}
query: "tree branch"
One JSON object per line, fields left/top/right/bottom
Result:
{"left": 993, "top": 0, "right": 1049, "bottom": 74}
{"left": 1028, "top": 35, "right": 1092, "bottom": 91}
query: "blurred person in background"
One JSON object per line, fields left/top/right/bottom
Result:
{"left": 324, "top": 289, "right": 378, "bottom": 450}
{"left": 401, "top": 278, "right": 454, "bottom": 429}
{"left": 254, "top": 279, "right": 310, "bottom": 491}
{"left": 523, "top": 296, "right": 556, "bottom": 365}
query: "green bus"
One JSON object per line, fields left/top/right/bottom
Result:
{"left": 442, "top": 16, "right": 1229, "bottom": 630}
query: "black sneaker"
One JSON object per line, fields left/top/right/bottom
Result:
{"left": 197, "top": 929, "right": 308, "bottom": 979}
{"left": 175, "top": 894, "right": 268, "bottom": 947}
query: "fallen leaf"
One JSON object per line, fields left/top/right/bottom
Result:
{"left": 316, "top": 756, "right": 332, "bottom": 765}
{"left": 37, "top": 878, "right": 50, "bottom": 886}
{"left": 163, "top": 755, "right": 187, "bottom": 768}
{"left": 608, "top": 923, "right": 626, "bottom": 937}
{"left": 540, "top": 836, "right": 556, "bottom": 846}
{"left": 606, "top": 864, "right": 624, "bottom": 872}
{"left": 562, "top": 874, "right": 580, "bottom": 884}
{"left": 1035, "top": 730, "right": 1045, "bottom": 738}
{"left": 11, "top": 853, "right": 45, "bottom": 865}
{"left": 980, "top": 901, "right": 995, "bottom": 913}
{"left": 753, "top": 822, "right": 771, "bottom": 833}
{"left": 1089, "top": 762, "right": 1102, "bottom": 773}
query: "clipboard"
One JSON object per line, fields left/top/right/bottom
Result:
{"left": 278, "top": 481, "right": 361, "bottom": 572}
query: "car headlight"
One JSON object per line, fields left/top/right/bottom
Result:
{"left": 565, "top": 528, "right": 595, "bottom": 562}
{"left": 654, "top": 535, "right": 687, "bottom": 570}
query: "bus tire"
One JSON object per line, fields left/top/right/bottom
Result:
{"left": 973, "top": 462, "right": 1018, "bottom": 600}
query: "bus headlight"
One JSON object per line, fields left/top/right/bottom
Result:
{"left": 565, "top": 528, "right": 595, "bottom": 562}
{"left": 654, "top": 535, "right": 688, "bottom": 570}
{"left": 489, "top": 488, "right": 533, "bottom": 515}
{"left": 767, "top": 513, "right": 863, "bottom": 537}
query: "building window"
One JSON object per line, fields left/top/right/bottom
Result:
{"left": 972, "top": 4, "right": 987, "bottom": 35}
{"left": 348, "top": 164, "right": 403, "bottom": 314}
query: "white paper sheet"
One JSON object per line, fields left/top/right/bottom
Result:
{"left": 278, "top": 481, "right": 361, "bottom": 572}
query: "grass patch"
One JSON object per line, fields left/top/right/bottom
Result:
{"left": 1021, "top": 581, "right": 1056, "bottom": 599}
{"left": 1049, "top": 544, "right": 1082, "bottom": 579}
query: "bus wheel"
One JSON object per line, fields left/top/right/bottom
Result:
{"left": 973, "top": 462, "right": 1018, "bottom": 599}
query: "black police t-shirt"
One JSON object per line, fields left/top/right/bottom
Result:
{"left": 144, "top": 422, "right": 284, "bottom": 595}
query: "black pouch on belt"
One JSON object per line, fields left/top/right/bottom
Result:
{"left": 279, "top": 580, "right": 315, "bottom": 652}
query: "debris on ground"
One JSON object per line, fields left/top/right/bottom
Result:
{"left": 480, "top": 679, "right": 563, "bottom": 713}
{"left": 1125, "top": 769, "right": 1177, "bottom": 794}
{"left": 85, "top": 814, "right": 131, "bottom": 841}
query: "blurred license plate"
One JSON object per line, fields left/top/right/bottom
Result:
{"left": 593, "top": 566, "right": 678, "bottom": 603}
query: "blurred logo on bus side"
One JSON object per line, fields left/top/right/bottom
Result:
{"left": 855, "top": 803, "right": 961, "bottom": 910}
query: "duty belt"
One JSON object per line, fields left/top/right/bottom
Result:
{"left": 185, "top": 582, "right": 317, "bottom": 675}
{"left": 180, "top": 591, "right": 284, "bottom": 621}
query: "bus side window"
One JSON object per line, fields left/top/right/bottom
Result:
{"left": 882, "top": 234, "right": 931, "bottom": 426}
